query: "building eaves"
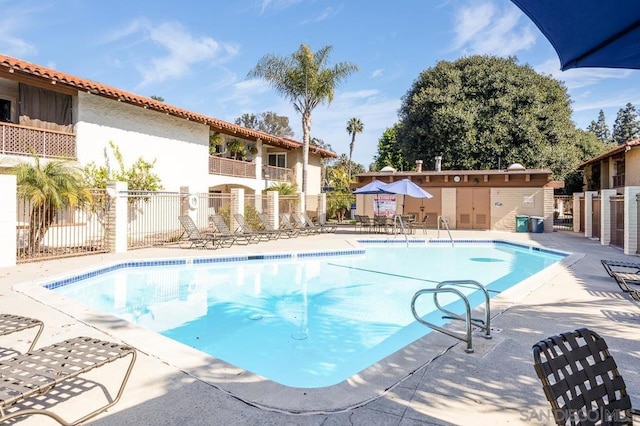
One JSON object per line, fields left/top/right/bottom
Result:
{"left": 0, "top": 54, "right": 337, "bottom": 158}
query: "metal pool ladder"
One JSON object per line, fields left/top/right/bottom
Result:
{"left": 410, "top": 280, "right": 492, "bottom": 353}
{"left": 393, "top": 214, "right": 409, "bottom": 247}
{"left": 436, "top": 215, "right": 454, "bottom": 247}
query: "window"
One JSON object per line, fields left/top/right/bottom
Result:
{"left": 268, "top": 153, "right": 286, "bottom": 168}
{"left": 0, "top": 99, "right": 10, "bottom": 122}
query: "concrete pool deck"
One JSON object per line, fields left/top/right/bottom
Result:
{"left": 0, "top": 228, "right": 638, "bottom": 425}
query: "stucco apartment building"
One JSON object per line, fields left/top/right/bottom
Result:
{"left": 0, "top": 54, "right": 336, "bottom": 195}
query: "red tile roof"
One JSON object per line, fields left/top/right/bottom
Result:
{"left": 0, "top": 54, "right": 337, "bottom": 158}
{"left": 578, "top": 139, "right": 640, "bottom": 168}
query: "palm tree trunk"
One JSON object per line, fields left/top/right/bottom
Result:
{"left": 301, "top": 111, "right": 312, "bottom": 194}
{"left": 348, "top": 133, "right": 355, "bottom": 181}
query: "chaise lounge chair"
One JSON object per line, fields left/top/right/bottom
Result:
{"left": 533, "top": 328, "right": 639, "bottom": 425}
{"left": 291, "top": 212, "right": 321, "bottom": 234}
{"left": 234, "top": 213, "right": 276, "bottom": 241}
{"left": 601, "top": 259, "right": 640, "bottom": 296}
{"left": 0, "top": 336, "right": 136, "bottom": 425}
{"left": 601, "top": 259, "right": 640, "bottom": 277}
{"left": 0, "top": 313, "right": 44, "bottom": 354}
{"left": 304, "top": 212, "right": 337, "bottom": 233}
{"left": 210, "top": 214, "right": 254, "bottom": 245}
{"left": 178, "top": 215, "right": 227, "bottom": 249}
{"left": 278, "top": 214, "right": 303, "bottom": 237}
{"left": 257, "top": 213, "right": 291, "bottom": 239}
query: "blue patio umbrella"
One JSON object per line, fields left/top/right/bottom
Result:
{"left": 511, "top": 1, "right": 640, "bottom": 70}
{"left": 352, "top": 179, "right": 392, "bottom": 194}
{"left": 383, "top": 179, "right": 433, "bottom": 199}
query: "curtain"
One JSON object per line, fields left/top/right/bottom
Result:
{"left": 19, "top": 83, "right": 72, "bottom": 126}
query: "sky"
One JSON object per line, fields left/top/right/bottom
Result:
{"left": 2, "top": 0, "right": 640, "bottom": 168}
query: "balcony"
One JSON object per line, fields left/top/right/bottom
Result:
{"left": 1, "top": 122, "right": 76, "bottom": 159}
{"left": 262, "top": 164, "right": 293, "bottom": 182}
{"left": 612, "top": 174, "right": 625, "bottom": 188}
{"left": 209, "top": 156, "right": 256, "bottom": 178}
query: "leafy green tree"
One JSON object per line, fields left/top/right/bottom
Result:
{"left": 396, "top": 55, "right": 584, "bottom": 179}
{"left": 332, "top": 153, "right": 364, "bottom": 177}
{"left": 346, "top": 117, "right": 364, "bottom": 181}
{"left": 373, "top": 124, "right": 411, "bottom": 171}
{"left": 586, "top": 110, "right": 611, "bottom": 143}
{"left": 248, "top": 44, "right": 358, "bottom": 193}
{"left": 310, "top": 137, "right": 333, "bottom": 188}
{"left": 10, "top": 156, "right": 92, "bottom": 253}
{"left": 324, "top": 167, "right": 353, "bottom": 222}
{"left": 83, "top": 141, "right": 163, "bottom": 192}
{"left": 612, "top": 103, "right": 640, "bottom": 144}
{"left": 235, "top": 112, "right": 294, "bottom": 138}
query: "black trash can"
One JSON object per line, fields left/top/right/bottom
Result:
{"left": 515, "top": 215, "right": 529, "bottom": 232}
{"left": 529, "top": 216, "right": 544, "bottom": 233}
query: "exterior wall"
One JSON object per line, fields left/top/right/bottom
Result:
{"left": 624, "top": 186, "right": 640, "bottom": 255}
{"left": 573, "top": 193, "right": 583, "bottom": 233}
{"left": 441, "top": 188, "right": 456, "bottom": 228}
{"left": 306, "top": 154, "right": 322, "bottom": 196}
{"left": 626, "top": 148, "right": 640, "bottom": 186}
{"left": 490, "top": 187, "right": 546, "bottom": 232}
{"left": 601, "top": 159, "right": 610, "bottom": 190}
{"left": 0, "top": 174, "right": 16, "bottom": 267}
{"left": 600, "top": 189, "right": 617, "bottom": 246}
{"left": 76, "top": 92, "right": 210, "bottom": 192}
{"left": 584, "top": 191, "right": 597, "bottom": 238}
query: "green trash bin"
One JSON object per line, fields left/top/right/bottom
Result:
{"left": 529, "top": 216, "right": 544, "bottom": 233}
{"left": 515, "top": 215, "right": 529, "bottom": 232}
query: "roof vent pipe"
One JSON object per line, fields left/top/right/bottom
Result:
{"left": 434, "top": 156, "right": 442, "bottom": 172}
{"left": 415, "top": 160, "right": 423, "bottom": 173}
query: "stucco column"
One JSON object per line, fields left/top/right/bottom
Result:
{"left": 584, "top": 191, "right": 597, "bottom": 238}
{"left": 572, "top": 193, "right": 583, "bottom": 233}
{"left": 600, "top": 189, "right": 617, "bottom": 246}
{"left": 0, "top": 174, "right": 17, "bottom": 267}
{"left": 267, "top": 190, "right": 279, "bottom": 228}
{"left": 230, "top": 188, "right": 244, "bottom": 232}
{"left": 318, "top": 193, "right": 327, "bottom": 223}
{"left": 107, "top": 181, "right": 128, "bottom": 253}
{"left": 298, "top": 192, "right": 306, "bottom": 214}
{"left": 624, "top": 187, "right": 640, "bottom": 255}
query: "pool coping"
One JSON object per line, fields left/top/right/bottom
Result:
{"left": 13, "top": 238, "right": 581, "bottom": 414}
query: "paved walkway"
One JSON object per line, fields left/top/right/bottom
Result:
{"left": 0, "top": 228, "right": 638, "bottom": 425}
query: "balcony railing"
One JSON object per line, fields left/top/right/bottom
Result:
{"left": 263, "top": 164, "right": 293, "bottom": 182}
{"left": 1, "top": 122, "right": 76, "bottom": 159}
{"left": 209, "top": 156, "right": 256, "bottom": 178}
{"left": 612, "top": 174, "right": 625, "bottom": 188}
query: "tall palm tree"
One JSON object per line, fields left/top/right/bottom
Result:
{"left": 249, "top": 44, "right": 358, "bottom": 193}
{"left": 346, "top": 117, "right": 364, "bottom": 181}
{"left": 11, "top": 156, "right": 92, "bottom": 253}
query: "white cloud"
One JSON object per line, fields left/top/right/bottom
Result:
{"left": 0, "top": 5, "right": 39, "bottom": 57}
{"left": 371, "top": 69, "right": 384, "bottom": 78}
{"left": 299, "top": 6, "right": 342, "bottom": 25}
{"left": 259, "top": 0, "right": 303, "bottom": 13}
{"left": 451, "top": 1, "right": 536, "bottom": 56}
{"left": 535, "top": 58, "right": 632, "bottom": 90}
{"left": 105, "top": 19, "right": 240, "bottom": 87}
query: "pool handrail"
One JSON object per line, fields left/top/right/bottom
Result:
{"left": 436, "top": 216, "right": 454, "bottom": 247}
{"left": 411, "top": 279, "right": 492, "bottom": 353}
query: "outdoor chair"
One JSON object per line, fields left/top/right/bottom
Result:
{"left": 210, "top": 214, "right": 253, "bottom": 245}
{"left": 601, "top": 260, "right": 640, "bottom": 297}
{"left": 257, "top": 213, "right": 292, "bottom": 238}
{"left": 601, "top": 259, "right": 640, "bottom": 277}
{"left": 279, "top": 214, "right": 305, "bottom": 236}
{"left": 234, "top": 213, "right": 275, "bottom": 242}
{"left": 0, "top": 336, "right": 136, "bottom": 425}
{"left": 291, "top": 212, "right": 321, "bottom": 234}
{"left": 0, "top": 313, "right": 44, "bottom": 354}
{"left": 532, "top": 328, "right": 639, "bottom": 425}
{"left": 304, "top": 212, "right": 337, "bottom": 233}
{"left": 178, "top": 215, "right": 225, "bottom": 249}
{"left": 410, "top": 215, "right": 429, "bottom": 234}
{"left": 610, "top": 272, "right": 640, "bottom": 301}
{"left": 358, "top": 215, "right": 374, "bottom": 233}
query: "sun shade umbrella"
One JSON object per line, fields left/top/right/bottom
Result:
{"left": 511, "top": 0, "right": 640, "bottom": 70}
{"left": 352, "top": 179, "right": 392, "bottom": 194}
{"left": 383, "top": 179, "right": 433, "bottom": 199}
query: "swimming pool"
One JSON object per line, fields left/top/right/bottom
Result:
{"left": 46, "top": 241, "right": 564, "bottom": 388}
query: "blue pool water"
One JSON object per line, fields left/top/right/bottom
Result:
{"left": 48, "top": 242, "right": 564, "bottom": 388}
